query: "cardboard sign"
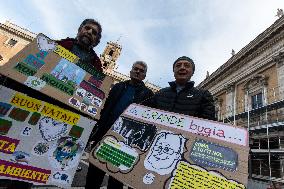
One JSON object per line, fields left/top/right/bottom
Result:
{"left": 0, "top": 86, "right": 95, "bottom": 188}
{"left": 89, "top": 104, "right": 249, "bottom": 189}
{"left": 0, "top": 34, "right": 113, "bottom": 119}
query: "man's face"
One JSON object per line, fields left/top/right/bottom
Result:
{"left": 77, "top": 23, "right": 99, "bottom": 49}
{"left": 173, "top": 60, "right": 193, "bottom": 84}
{"left": 130, "top": 63, "right": 146, "bottom": 81}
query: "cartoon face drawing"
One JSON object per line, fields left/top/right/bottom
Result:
{"left": 37, "top": 35, "right": 56, "bottom": 51}
{"left": 144, "top": 132, "right": 186, "bottom": 175}
{"left": 50, "top": 137, "right": 84, "bottom": 170}
{"left": 38, "top": 116, "right": 68, "bottom": 142}
{"left": 143, "top": 173, "right": 155, "bottom": 184}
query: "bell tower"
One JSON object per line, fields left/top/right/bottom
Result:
{"left": 100, "top": 41, "right": 122, "bottom": 72}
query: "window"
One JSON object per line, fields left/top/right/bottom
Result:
{"left": 0, "top": 55, "right": 3, "bottom": 61}
{"left": 108, "top": 50, "right": 114, "bottom": 56}
{"left": 251, "top": 93, "right": 263, "bottom": 109}
{"left": 7, "top": 38, "right": 17, "bottom": 47}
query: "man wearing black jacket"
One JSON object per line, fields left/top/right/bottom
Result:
{"left": 148, "top": 56, "right": 216, "bottom": 121}
{"left": 86, "top": 61, "right": 154, "bottom": 189}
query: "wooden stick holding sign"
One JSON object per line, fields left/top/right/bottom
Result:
{"left": 89, "top": 103, "right": 249, "bottom": 189}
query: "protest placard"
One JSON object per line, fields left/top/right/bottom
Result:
{"left": 0, "top": 34, "right": 113, "bottom": 119}
{"left": 0, "top": 85, "right": 95, "bottom": 188}
{"left": 89, "top": 103, "right": 249, "bottom": 189}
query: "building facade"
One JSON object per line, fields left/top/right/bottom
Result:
{"left": 198, "top": 16, "right": 284, "bottom": 184}
{"left": 0, "top": 21, "right": 160, "bottom": 92}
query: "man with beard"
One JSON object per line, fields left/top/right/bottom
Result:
{"left": 85, "top": 61, "right": 154, "bottom": 189}
{"left": 58, "top": 18, "right": 103, "bottom": 72}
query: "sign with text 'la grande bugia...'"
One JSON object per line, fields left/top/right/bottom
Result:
{"left": 89, "top": 103, "right": 249, "bottom": 189}
{"left": 0, "top": 33, "right": 113, "bottom": 120}
{"left": 0, "top": 86, "right": 95, "bottom": 188}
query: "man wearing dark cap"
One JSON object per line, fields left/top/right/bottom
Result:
{"left": 57, "top": 18, "right": 103, "bottom": 72}
{"left": 147, "top": 56, "right": 215, "bottom": 120}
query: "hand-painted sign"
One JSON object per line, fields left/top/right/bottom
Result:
{"left": 89, "top": 104, "right": 249, "bottom": 189}
{"left": 0, "top": 86, "right": 95, "bottom": 188}
{"left": 190, "top": 139, "right": 238, "bottom": 171}
{"left": 168, "top": 161, "right": 245, "bottom": 189}
{"left": 0, "top": 33, "right": 113, "bottom": 119}
{"left": 124, "top": 104, "right": 248, "bottom": 146}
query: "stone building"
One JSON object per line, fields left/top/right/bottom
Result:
{"left": 198, "top": 15, "right": 284, "bottom": 184}
{"left": 0, "top": 21, "right": 160, "bottom": 92}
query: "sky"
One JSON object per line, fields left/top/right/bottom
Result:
{"left": 1, "top": 0, "right": 284, "bottom": 87}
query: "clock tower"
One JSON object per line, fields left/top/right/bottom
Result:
{"left": 100, "top": 41, "right": 122, "bottom": 71}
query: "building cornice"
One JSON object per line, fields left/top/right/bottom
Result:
{"left": 0, "top": 21, "right": 36, "bottom": 42}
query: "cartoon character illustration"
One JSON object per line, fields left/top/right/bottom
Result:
{"left": 33, "top": 142, "right": 49, "bottom": 156}
{"left": 144, "top": 132, "right": 186, "bottom": 175}
{"left": 10, "top": 151, "right": 30, "bottom": 164}
{"left": 38, "top": 116, "right": 68, "bottom": 142}
{"left": 112, "top": 117, "right": 157, "bottom": 151}
{"left": 52, "top": 137, "right": 83, "bottom": 170}
{"left": 37, "top": 35, "right": 56, "bottom": 52}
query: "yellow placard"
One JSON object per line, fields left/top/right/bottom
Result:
{"left": 40, "top": 102, "right": 80, "bottom": 125}
{"left": 53, "top": 45, "right": 79, "bottom": 63}
{"left": 169, "top": 161, "right": 245, "bottom": 189}
{"left": 10, "top": 93, "right": 43, "bottom": 112}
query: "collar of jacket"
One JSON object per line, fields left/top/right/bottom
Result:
{"left": 124, "top": 80, "right": 145, "bottom": 88}
{"left": 168, "top": 81, "right": 195, "bottom": 90}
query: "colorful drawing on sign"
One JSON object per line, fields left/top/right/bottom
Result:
{"left": 10, "top": 151, "right": 30, "bottom": 165}
{"left": 8, "top": 107, "right": 30, "bottom": 122}
{"left": 82, "top": 97, "right": 91, "bottom": 106}
{"left": 75, "top": 88, "right": 86, "bottom": 98}
{"left": 49, "top": 137, "right": 84, "bottom": 170}
{"left": 88, "top": 75, "right": 103, "bottom": 88}
{"left": 24, "top": 76, "right": 46, "bottom": 90}
{"left": 68, "top": 97, "right": 81, "bottom": 108}
{"left": 87, "top": 106, "right": 97, "bottom": 116}
{"left": 190, "top": 139, "right": 238, "bottom": 172}
{"left": 0, "top": 118, "right": 12, "bottom": 135}
{"left": 0, "top": 102, "right": 12, "bottom": 116}
{"left": 51, "top": 59, "right": 86, "bottom": 85}
{"left": 95, "top": 136, "right": 139, "bottom": 172}
{"left": 0, "top": 135, "right": 20, "bottom": 154}
{"left": 0, "top": 159, "right": 51, "bottom": 184}
{"left": 37, "top": 35, "right": 56, "bottom": 52}
{"left": 143, "top": 173, "right": 155, "bottom": 185}
{"left": 38, "top": 116, "right": 68, "bottom": 142}
{"left": 112, "top": 117, "right": 157, "bottom": 151}
{"left": 14, "top": 62, "right": 37, "bottom": 76}
{"left": 144, "top": 131, "right": 186, "bottom": 175}
{"left": 80, "top": 80, "right": 105, "bottom": 100}
{"left": 92, "top": 96, "right": 103, "bottom": 107}
{"left": 41, "top": 59, "right": 86, "bottom": 95}
{"left": 167, "top": 161, "right": 245, "bottom": 189}
{"left": 23, "top": 54, "right": 45, "bottom": 69}
{"left": 52, "top": 171, "right": 71, "bottom": 184}
{"left": 21, "top": 126, "right": 33, "bottom": 136}
{"left": 80, "top": 103, "right": 88, "bottom": 112}
{"left": 32, "top": 141, "right": 49, "bottom": 156}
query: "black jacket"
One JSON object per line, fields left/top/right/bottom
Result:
{"left": 92, "top": 80, "right": 154, "bottom": 142}
{"left": 148, "top": 81, "right": 216, "bottom": 121}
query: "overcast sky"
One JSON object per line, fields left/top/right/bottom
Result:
{"left": 1, "top": 0, "right": 284, "bottom": 87}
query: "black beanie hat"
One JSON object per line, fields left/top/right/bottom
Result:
{"left": 173, "top": 56, "right": 195, "bottom": 74}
